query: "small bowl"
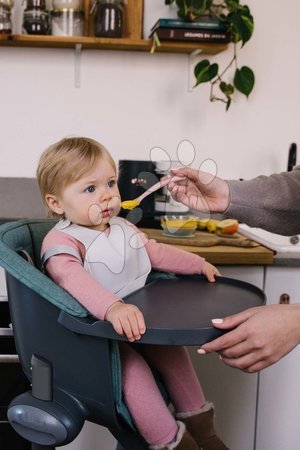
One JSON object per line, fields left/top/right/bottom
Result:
{"left": 160, "top": 215, "right": 198, "bottom": 238}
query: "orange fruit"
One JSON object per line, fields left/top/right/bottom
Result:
{"left": 216, "top": 219, "right": 238, "bottom": 235}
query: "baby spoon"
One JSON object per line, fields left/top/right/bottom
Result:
{"left": 121, "top": 176, "right": 172, "bottom": 210}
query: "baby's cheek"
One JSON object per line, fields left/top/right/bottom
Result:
{"left": 88, "top": 204, "right": 103, "bottom": 225}
{"left": 109, "top": 196, "right": 121, "bottom": 215}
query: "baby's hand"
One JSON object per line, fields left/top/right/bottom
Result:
{"left": 105, "top": 301, "right": 146, "bottom": 342}
{"left": 201, "top": 261, "right": 221, "bottom": 282}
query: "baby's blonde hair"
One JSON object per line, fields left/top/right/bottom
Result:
{"left": 36, "top": 136, "right": 117, "bottom": 216}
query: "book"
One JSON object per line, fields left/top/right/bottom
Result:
{"left": 149, "top": 27, "right": 231, "bottom": 43}
{"left": 150, "top": 17, "right": 227, "bottom": 32}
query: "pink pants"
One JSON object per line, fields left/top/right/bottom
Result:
{"left": 119, "top": 343, "right": 206, "bottom": 446}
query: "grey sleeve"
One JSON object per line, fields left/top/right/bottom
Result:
{"left": 225, "top": 165, "right": 300, "bottom": 236}
{"left": 41, "top": 245, "right": 82, "bottom": 266}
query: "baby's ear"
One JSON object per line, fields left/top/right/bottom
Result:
{"left": 45, "top": 194, "right": 64, "bottom": 215}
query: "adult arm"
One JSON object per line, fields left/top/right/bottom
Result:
{"left": 227, "top": 165, "right": 300, "bottom": 235}
{"left": 168, "top": 166, "right": 300, "bottom": 235}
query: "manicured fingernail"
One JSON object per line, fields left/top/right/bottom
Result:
{"left": 219, "top": 354, "right": 223, "bottom": 360}
{"left": 197, "top": 349, "right": 206, "bottom": 355}
{"left": 212, "top": 318, "right": 223, "bottom": 324}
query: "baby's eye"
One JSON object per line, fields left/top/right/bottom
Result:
{"left": 108, "top": 180, "right": 116, "bottom": 188}
{"left": 86, "top": 185, "right": 95, "bottom": 193}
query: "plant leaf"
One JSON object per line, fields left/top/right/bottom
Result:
{"left": 220, "top": 81, "right": 234, "bottom": 96}
{"left": 194, "top": 60, "right": 218, "bottom": 86}
{"left": 225, "top": 0, "right": 240, "bottom": 11}
{"left": 227, "top": 11, "right": 254, "bottom": 45}
{"left": 176, "top": 0, "right": 210, "bottom": 21}
{"left": 233, "top": 66, "right": 255, "bottom": 97}
{"left": 165, "top": 0, "right": 175, "bottom": 4}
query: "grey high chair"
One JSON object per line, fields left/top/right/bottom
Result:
{"left": 0, "top": 219, "right": 266, "bottom": 450}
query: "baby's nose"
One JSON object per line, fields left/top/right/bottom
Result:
{"left": 100, "top": 188, "right": 111, "bottom": 202}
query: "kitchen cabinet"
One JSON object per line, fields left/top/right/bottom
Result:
{"left": 60, "top": 421, "right": 117, "bottom": 450}
{"left": 255, "top": 266, "right": 300, "bottom": 450}
{"left": 189, "top": 265, "right": 264, "bottom": 450}
{"left": 0, "top": 0, "right": 227, "bottom": 54}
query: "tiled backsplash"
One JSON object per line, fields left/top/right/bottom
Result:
{"left": 0, "top": 177, "right": 46, "bottom": 220}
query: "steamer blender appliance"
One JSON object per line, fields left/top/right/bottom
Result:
{"left": 154, "top": 160, "right": 189, "bottom": 215}
{"left": 118, "top": 160, "right": 157, "bottom": 226}
{"left": 118, "top": 160, "right": 189, "bottom": 227}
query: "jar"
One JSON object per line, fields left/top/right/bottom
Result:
{"left": 0, "top": 0, "right": 13, "bottom": 8}
{"left": 52, "top": 0, "right": 82, "bottom": 11}
{"left": 0, "top": 6, "right": 11, "bottom": 33}
{"left": 23, "top": 9, "right": 49, "bottom": 34}
{"left": 26, "top": 0, "right": 45, "bottom": 8}
{"left": 51, "top": 10, "right": 84, "bottom": 36}
{"left": 93, "top": 0, "right": 124, "bottom": 38}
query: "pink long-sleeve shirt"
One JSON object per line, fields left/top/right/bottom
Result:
{"left": 42, "top": 221, "right": 205, "bottom": 320}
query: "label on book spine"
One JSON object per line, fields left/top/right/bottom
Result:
{"left": 150, "top": 27, "right": 231, "bottom": 43}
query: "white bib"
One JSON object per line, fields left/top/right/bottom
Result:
{"left": 51, "top": 217, "right": 151, "bottom": 298}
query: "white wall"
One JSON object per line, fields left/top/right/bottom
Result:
{"left": 1, "top": 0, "right": 300, "bottom": 180}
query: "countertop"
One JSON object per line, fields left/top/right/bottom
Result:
{"left": 141, "top": 228, "right": 274, "bottom": 265}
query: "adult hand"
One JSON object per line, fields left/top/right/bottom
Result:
{"left": 167, "top": 167, "right": 230, "bottom": 214}
{"left": 105, "top": 301, "right": 146, "bottom": 342}
{"left": 198, "top": 304, "right": 300, "bottom": 373}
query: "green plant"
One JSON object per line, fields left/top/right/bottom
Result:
{"left": 163, "top": 0, "right": 255, "bottom": 110}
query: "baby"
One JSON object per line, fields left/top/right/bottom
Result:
{"left": 37, "top": 136, "right": 228, "bottom": 450}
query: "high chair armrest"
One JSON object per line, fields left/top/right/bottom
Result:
{"left": 57, "top": 309, "right": 219, "bottom": 345}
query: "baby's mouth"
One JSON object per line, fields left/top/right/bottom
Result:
{"left": 101, "top": 208, "right": 113, "bottom": 218}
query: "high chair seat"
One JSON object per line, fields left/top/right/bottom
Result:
{"left": 0, "top": 219, "right": 265, "bottom": 450}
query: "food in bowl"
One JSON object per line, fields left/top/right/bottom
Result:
{"left": 160, "top": 215, "right": 198, "bottom": 237}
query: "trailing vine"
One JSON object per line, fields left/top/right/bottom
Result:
{"left": 164, "top": 0, "right": 255, "bottom": 110}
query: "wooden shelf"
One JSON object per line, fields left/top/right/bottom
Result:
{"left": 0, "top": 0, "right": 227, "bottom": 55}
{"left": 0, "top": 34, "right": 227, "bottom": 54}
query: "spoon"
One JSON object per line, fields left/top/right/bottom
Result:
{"left": 121, "top": 176, "right": 172, "bottom": 210}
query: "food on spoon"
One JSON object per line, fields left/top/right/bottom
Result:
{"left": 121, "top": 199, "right": 140, "bottom": 210}
{"left": 216, "top": 219, "right": 239, "bottom": 235}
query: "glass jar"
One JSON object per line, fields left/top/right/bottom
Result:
{"left": 0, "top": 0, "right": 13, "bottom": 8}
{"left": 93, "top": 0, "right": 124, "bottom": 38}
{"left": 51, "top": 10, "right": 84, "bottom": 36}
{"left": 0, "top": 5, "right": 11, "bottom": 33}
{"left": 23, "top": 9, "right": 49, "bottom": 34}
{"left": 52, "top": 0, "right": 82, "bottom": 11}
{"left": 26, "top": 0, "right": 45, "bottom": 8}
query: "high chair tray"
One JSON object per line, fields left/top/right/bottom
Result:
{"left": 58, "top": 275, "right": 266, "bottom": 346}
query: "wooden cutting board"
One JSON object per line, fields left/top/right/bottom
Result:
{"left": 142, "top": 228, "right": 260, "bottom": 248}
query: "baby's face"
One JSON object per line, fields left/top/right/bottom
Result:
{"left": 53, "top": 158, "right": 121, "bottom": 231}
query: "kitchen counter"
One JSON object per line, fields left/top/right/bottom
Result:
{"left": 141, "top": 228, "right": 274, "bottom": 265}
